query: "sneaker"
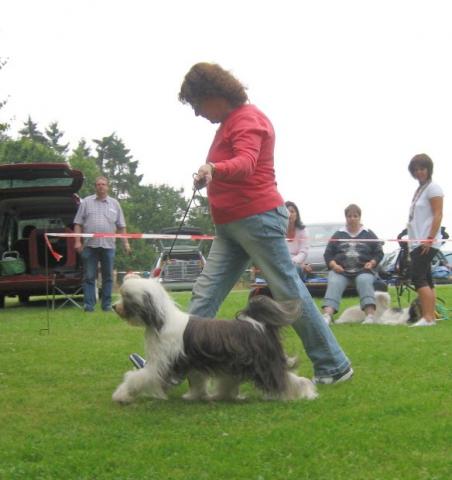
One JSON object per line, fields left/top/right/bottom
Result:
{"left": 313, "top": 366, "right": 354, "bottom": 385}
{"left": 362, "top": 314, "right": 375, "bottom": 324}
{"left": 410, "top": 318, "right": 436, "bottom": 327}
{"left": 322, "top": 312, "right": 333, "bottom": 325}
{"left": 129, "top": 353, "right": 146, "bottom": 369}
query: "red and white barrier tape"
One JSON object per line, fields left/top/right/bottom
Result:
{"left": 46, "top": 233, "right": 215, "bottom": 240}
{"left": 44, "top": 232, "right": 449, "bottom": 262}
{"left": 45, "top": 232, "right": 448, "bottom": 242}
{"left": 44, "top": 232, "right": 215, "bottom": 261}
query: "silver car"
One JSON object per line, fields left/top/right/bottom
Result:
{"left": 302, "top": 222, "right": 344, "bottom": 294}
{"left": 151, "top": 227, "right": 207, "bottom": 291}
{"left": 249, "top": 222, "right": 344, "bottom": 296}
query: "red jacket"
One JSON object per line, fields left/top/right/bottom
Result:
{"left": 206, "top": 104, "right": 284, "bottom": 224}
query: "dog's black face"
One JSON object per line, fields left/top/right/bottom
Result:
{"left": 114, "top": 280, "right": 165, "bottom": 331}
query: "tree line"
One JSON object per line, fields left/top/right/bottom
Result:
{"left": 0, "top": 59, "right": 212, "bottom": 270}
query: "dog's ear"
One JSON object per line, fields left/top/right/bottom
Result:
{"left": 138, "top": 290, "right": 164, "bottom": 331}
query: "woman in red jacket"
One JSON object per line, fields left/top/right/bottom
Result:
{"left": 179, "top": 63, "right": 352, "bottom": 384}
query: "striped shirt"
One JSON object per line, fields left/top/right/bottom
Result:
{"left": 73, "top": 195, "right": 126, "bottom": 249}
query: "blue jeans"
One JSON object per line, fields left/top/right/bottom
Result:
{"left": 189, "top": 207, "right": 351, "bottom": 377}
{"left": 81, "top": 247, "right": 115, "bottom": 311}
{"left": 323, "top": 270, "right": 376, "bottom": 312}
{"left": 295, "top": 264, "right": 308, "bottom": 282}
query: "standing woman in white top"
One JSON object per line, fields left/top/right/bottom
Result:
{"left": 285, "top": 201, "right": 312, "bottom": 281}
{"left": 407, "top": 154, "right": 444, "bottom": 327}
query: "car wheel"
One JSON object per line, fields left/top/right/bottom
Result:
{"left": 0, "top": 295, "right": 4, "bottom": 309}
{"left": 19, "top": 295, "right": 30, "bottom": 304}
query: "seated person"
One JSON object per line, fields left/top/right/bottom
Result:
{"left": 321, "top": 204, "right": 384, "bottom": 324}
{"left": 285, "top": 201, "right": 312, "bottom": 281}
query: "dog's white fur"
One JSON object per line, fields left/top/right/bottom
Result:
{"left": 336, "top": 291, "right": 409, "bottom": 325}
{"left": 112, "top": 278, "right": 317, "bottom": 403}
{"left": 122, "top": 272, "right": 142, "bottom": 282}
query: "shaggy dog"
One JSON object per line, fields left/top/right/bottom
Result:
{"left": 112, "top": 278, "right": 317, "bottom": 403}
{"left": 336, "top": 291, "right": 410, "bottom": 325}
{"left": 122, "top": 272, "right": 142, "bottom": 282}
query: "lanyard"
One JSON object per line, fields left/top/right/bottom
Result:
{"left": 408, "top": 181, "right": 431, "bottom": 222}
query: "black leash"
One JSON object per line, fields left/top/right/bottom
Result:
{"left": 167, "top": 182, "right": 200, "bottom": 259}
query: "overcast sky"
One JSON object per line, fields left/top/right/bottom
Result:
{"left": 2, "top": 0, "right": 451, "bottom": 250}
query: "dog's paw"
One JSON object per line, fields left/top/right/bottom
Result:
{"left": 112, "top": 384, "right": 134, "bottom": 405}
{"left": 281, "top": 373, "right": 318, "bottom": 401}
{"left": 149, "top": 390, "right": 168, "bottom": 400}
{"left": 285, "top": 355, "right": 299, "bottom": 370}
{"left": 208, "top": 391, "right": 247, "bottom": 401}
{"left": 298, "top": 377, "right": 318, "bottom": 400}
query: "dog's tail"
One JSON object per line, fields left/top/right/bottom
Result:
{"left": 237, "top": 295, "right": 300, "bottom": 328}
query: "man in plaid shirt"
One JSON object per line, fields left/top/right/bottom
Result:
{"left": 74, "top": 176, "right": 131, "bottom": 312}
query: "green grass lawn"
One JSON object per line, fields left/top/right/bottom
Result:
{"left": 1, "top": 287, "right": 451, "bottom": 480}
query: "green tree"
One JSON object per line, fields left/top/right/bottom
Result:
{"left": 68, "top": 139, "right": 101, "bottom": 198}
{"left": 113, "top": 217, "right": 157, "bottom": 272}
{"left": 186, "top": 193, "right": 214, "bottom": 256}
{"left": 93, "top": 133, "right": 142, "bottom": 197}
{"left": 115, "top": 184, "right": 189, "bottom": 271}
{"left": 19, "top": 116, "right": 49, "bottom": 145}
{"left": 0, "top": 138, "right": 64, "bottom": 164}
{"left": 188, "top": 193, "right": 214, "bottom": 234}
{"left": 45, "top": 121, "right": 69, "bottom": 155}
{"left": 122, "top": 183, "right": 187, "bottom": 234}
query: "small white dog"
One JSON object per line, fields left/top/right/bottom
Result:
{"left": 112, "top": 278, "right": 317, "bottom": 403}
{"left": 336, "top": 291, "right": 409, "bottom": 325}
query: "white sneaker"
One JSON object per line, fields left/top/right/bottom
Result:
{"left": 410, "top": 318, "right": 436, "bottom": 327}
{"left": 322, "top": 312, "right": 333, "bottom": 325}
{"left": 362, "top": 314, "right": 375, "bottom": 324}
{"left": 313, "top": 366, "right": 354, "bottom": 385}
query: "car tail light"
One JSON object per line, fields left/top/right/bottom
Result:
{"left": 152, "top": 268, "right": 162, "bottom": 278}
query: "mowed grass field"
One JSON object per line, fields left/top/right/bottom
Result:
{"left": 0, "top": 286, "right": 451, "bottom": 480}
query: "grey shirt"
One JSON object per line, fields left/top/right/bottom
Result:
{"left": 73, "top": 194, "right": 126, "bottom": 249}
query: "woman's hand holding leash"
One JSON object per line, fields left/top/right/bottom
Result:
{"left": 193, "top": 163, "right": 215, "bottom": 190}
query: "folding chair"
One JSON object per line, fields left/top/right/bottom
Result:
{"left": 28, "top": 228, "right": 84, "bottom": 309}
{"left": 391, "top": 234, "right": 415, "bottom": 308}
{"left": 51, "top": 272, "right": 83, "bottom": 310}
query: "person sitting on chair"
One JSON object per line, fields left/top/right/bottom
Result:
{"left": 285, "top": 201, "right": 312, "bottom": 281}
{"left": 321, "top": 204, "right": 384, "bottom": 325}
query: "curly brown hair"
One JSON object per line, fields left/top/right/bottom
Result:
{"left": 178, "top": 63, "right": 248, "bottom": 108}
